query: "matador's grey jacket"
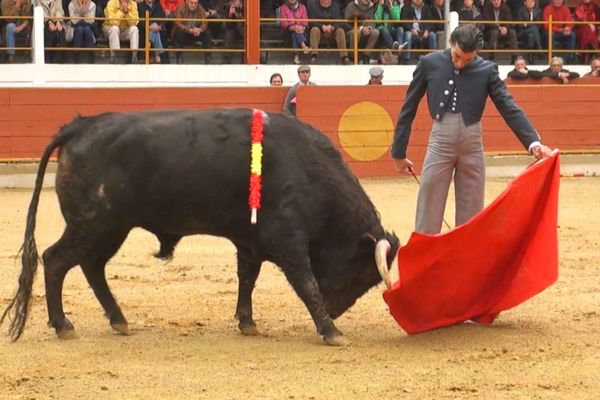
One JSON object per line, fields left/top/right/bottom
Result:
{"left": 392, "top": 49, "right": 540, "bottom": 159}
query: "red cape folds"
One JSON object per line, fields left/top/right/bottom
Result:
{"left": 383, "top": 153, "right": 560, "bottom": 334}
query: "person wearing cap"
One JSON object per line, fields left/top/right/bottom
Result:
{"left": 283, "top": 65, "right": 317, "bottom": 117}
{"left": 368, "top": 66, "right": 384, "bottom": 85}
{"left": 391, "top": 24, "right": 553, "bottom": 235}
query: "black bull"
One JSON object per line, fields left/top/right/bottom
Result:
{"left": 1, "top": 109, "right": 399, "bottom": 346}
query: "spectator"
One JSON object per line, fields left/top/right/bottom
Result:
{"left": 542, "top": 56, "right": 580, "bottom": 83}
{"left": 160, "top": 0, "right": 183, "bottom": 38}
{"left": 39, "top": 0, "right": 67, "bottom": 63}
{"left": 270, "top": 72, "right": 283, "bottom": 85}
{"left": 308, "top": 0, "right": 351, "bottom": 65}
{"left": 516, "top": 0, "right": 542, "bottom": 64}
{"left": 574, "top": 0, "right": 600, "bottom": 64}
{"left": 1, "top": 0, "right": 32, "bottom": 63}
{"left": 103, "top": 0, "right": 139, "bottom": 64}
{"left": 279, "top": 0, "right": 309, "bottom": 65}
{"left": 66, "top": 0, "right": 96, "bottom": 64}
{"left": 374, "top": 0, "right": 404, "bottom": 52}
{"left": 173, "top": 0, "right": 213, "bottom": 64}
{"left": 458, "top": 0, "right": 483, "bottom": 31}
{"left": 345, "top": 0, "right": 380, "bottom": 65}
{"left": 200, "top": 0, "right": 223, "bottom": 39}
{"left": 400, "top": 0, "right": 436, "bottom": 63}
{"left": 430, "top": 0, "right": 446, "bottom": 49}
{"left": 583, "top": 56, "right": 600, "bottom": 76}
{"left": 222, "top": 0, "right": 244, "bottom": 64}
{"left": 482, "top": 0, "right": 518, "bottom": 63}
{"left": 283, "top": 64, "right": 316, "bottom": 116}
{"left": 368, "top": 65, "right": 384, "bottom": 84}
{"left": 137, "top": 0, "right": 167, "bottom": 64}
{"left": 506, "top": 55, "right": 543, "bottom": 79}
{"left": 542, "top": 0, "right": 576, "bottom": 64}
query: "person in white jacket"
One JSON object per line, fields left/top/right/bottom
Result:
{"left": 66, "top": 0, "right": 97, "bottom": 63}
{"left": 39, "top": 0, "right": 66, "bottom": 63}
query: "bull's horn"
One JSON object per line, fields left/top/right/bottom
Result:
{"left": 375, "top": 239, "right": 392, "bottom": 289}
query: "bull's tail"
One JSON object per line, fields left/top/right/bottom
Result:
{"left": 1, "top": 123, "right": 79, "bottom": 341}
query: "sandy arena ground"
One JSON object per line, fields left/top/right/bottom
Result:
{"left": 0, "top": 176, "right": 598, "bottom": 399}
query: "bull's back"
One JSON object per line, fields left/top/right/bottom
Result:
{"left": 55, "top": 109, "right": 344, "bottom": 238}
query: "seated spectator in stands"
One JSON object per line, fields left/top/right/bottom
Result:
{"left": 270, "top": 72, "right": 283, "bottom": 86}
{"left": 367, "top": 65, "right": 383, "bottom": 85}
{"left": 574, "top": 0, "right": 600, "bottom": 64}
{"left": 379, "top": 49, "right": 398, "bottom": 64}
{"left": 458, "top": 0, "right": 483, "bottom": 31}
{"left": 222, "top": 0, "right": 244, "bottom": 64}
{"left": 516, "top": 0, "right": 542, "bottom": 64}
{"left": 482, "top": 0, "right": 518, "bottom": 63}
{"left": 1, "top": 0, "right": 32, "bottom": 63}
{"left": 430, "top": 0, "right": 446, "bottom": 49}
{"left": 279, "top": 0, "right": 309, "bottom": 65}
{"left": 400, "top": 0, "right": 436, "bottom": 63}
{"left": 283, "top": 64, "right": 316, "bottom": 116}
{"left": 103, "top": 0, "right": 139, "bottom": 63}
{"left": 39, "top": 0, "right": 67, "bottom": 63}
{"left": 542, "top": 0, "right": 576, "bottom": 64}
{"left": 138, "top": 0, "right": 167, "bottom": 64}
{"left": 506, "top": 56, "right": 543, "bottom": 79}
{"left": 200, "top": 0, "right": 222, "bottom": 39}
{"left": 374, "top": 0, "right": 404, "bottom": 52}
{"left": 542, "top": 56, "right": 580, "bottom": 83}
{"left": 583, "top": 56, "right": 600, "bottom": 76}
{"left": 345, "top": 0, "right": 380, "bottom": 65}
{"left": 66, "top": 0, "right": 97, "bottom": 64}
{"left": 160, "top": 0, "right": 183, "bottom": 38}
{"left": 308, "top": 0, "right": 351, "bottom": 65}
{"left": 173, "top": 0, "right": 213, "bottom": 64}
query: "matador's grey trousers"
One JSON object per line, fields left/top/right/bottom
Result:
{"left": 416, "top": 112, "right": 485, "bottom": 234}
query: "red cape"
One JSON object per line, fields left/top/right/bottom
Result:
{"left": 383, "top": 153, "right": 560, "bottom": 334}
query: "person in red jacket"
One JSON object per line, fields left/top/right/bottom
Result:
{"left": 574, "top": 0, "right": 600, "bottom": 64}
{"left": 542, "top": 0, "right": 576, "bottom": 63}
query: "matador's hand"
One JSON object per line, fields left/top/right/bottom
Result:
{"left": 531, "top": 145, "right": 553, "bottom": 160}
{"left": 394, "top": 158, "right": 414, "bottom": 175}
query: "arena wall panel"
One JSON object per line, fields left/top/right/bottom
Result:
{"left": 0, "top": 82, "right": 599, "bottom": 177}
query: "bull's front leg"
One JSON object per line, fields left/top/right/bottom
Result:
{"left": 279, "top": 256, "right": 350, "bottom": 346}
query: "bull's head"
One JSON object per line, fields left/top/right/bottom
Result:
{"left": 313, "top": 231, "right": 400, "bottom": 319}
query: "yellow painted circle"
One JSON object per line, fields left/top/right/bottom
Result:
{"left": 337, "top": 101, "right": 394, "bottom": 161}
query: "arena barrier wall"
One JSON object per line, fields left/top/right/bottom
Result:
{"left": 1, "top": 79, "right": 599, "bottom": 177}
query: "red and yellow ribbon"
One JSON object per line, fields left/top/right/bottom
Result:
{"left": 249, "top": 109, "right": 264, "bottom": 224}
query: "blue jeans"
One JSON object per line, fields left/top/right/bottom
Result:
{"left": 149, "top": 27, "right": 164, "bottom": 54}
{"left": 379, "top": 26, "right": 404, "bottom": 49}
{"left": 404, "top": 30, "right": 437, "bottom": 60}
{"left": 283, "top": 29, "right": 307, "bottom": 52}
{"left": 73, "top": 24, "right": 95, "bottom": 48}
{"left": 520, "top": 26, "right": 541, "bottom": 49}
{"left": 5, "top": 23, "right": 28, "bottom": 55}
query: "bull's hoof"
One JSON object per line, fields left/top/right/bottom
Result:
{"left": 239, "top": 322, "right": 260, "bottom": 336}
{"left": 153, "top": 251, "right": 173, "bottom": 261}
{"left": 324, "top": 334, "right": 350, "bottom": 347}
{"left": 52, "top": 318, "right": 77, "bottom": 340}
{"left": 57, "top": 328, "right": 78, "bottom": 340}
{"left": 111, "top": 322, "right": 132, "bottom": 336}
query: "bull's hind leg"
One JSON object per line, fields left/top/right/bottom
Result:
{"left": 79, "top": 228, "right": 131, "bottom": 336}
{"left": 42, "top": 228, "right": 83, "bottom": 339}
{"left": 234, "top": 244, "right": 263, "bottom": 336}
